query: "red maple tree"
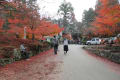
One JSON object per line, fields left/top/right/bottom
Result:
{"left": 92, "top": 0, "right": 120, "bottom": 37}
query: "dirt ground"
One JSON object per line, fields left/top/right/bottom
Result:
{"left": 0, "top": 49, "right": 62, "bottom": 80}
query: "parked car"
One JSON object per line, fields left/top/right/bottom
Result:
{"left": 108, "top": 37, "right": 117, "bottom": 44}
{"left": 117, "top": 34, "right": 120, "bottom": 37}
{"left": 101, "top": 37, "right": 117, "bottom": 44}
{"left": 114, "top": 34, "right": 120, "bottom": 44}
{"left": 101, "top": 38, "right": 109, "bottom": 44}
{"left": 86, "top": 38, "right": 101, "bottom": 45}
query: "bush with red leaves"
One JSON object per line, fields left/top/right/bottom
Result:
{"left": 0, "top": 33, "right": 51, "bottom": 59}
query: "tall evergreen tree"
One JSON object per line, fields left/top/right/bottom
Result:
{"left": 58, "top": 0, "right": 75, "bottom": 33}
{"left": 82, "top": 8, "right": 96, "bottom": 28}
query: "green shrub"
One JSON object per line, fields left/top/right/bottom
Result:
{"left": 1, "top": 46, "right": 14, "bottom": 58}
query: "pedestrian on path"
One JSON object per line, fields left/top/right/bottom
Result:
{"left": 53, "top": 36, "right": 59, "bottom": 55}
{"left": 20, "top": 44, "right": 29, "bottom": 59}
{"left": 63, "top": 38, "right": 69, "bottom": 54}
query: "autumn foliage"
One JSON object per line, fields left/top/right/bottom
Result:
{"left": 62, "top": 33, "right": 72, "bottom": 40}
{"left": 0, "top": 19, "right": 4, "bottom": 32}
{"left": 0, "top": 0, "right": 63, "bottom": 40}
{"left": 91, "top": 0, "right": 120, "bottom": 37}
{"left": 0, "top": 0, "right": 63, "bottom": 59}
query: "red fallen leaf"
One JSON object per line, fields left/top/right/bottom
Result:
{"left": 0, "top": 49, "right": 59, "bottom": 79}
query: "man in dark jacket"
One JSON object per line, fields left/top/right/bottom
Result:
{"left": 53, "top": 36, "right": 59, "bottom": 54}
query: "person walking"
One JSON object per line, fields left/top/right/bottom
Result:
{"left": 53, "top": 36, "right": 59, "bottom": 55}
{"left": 63, "top": 38, "right": 69, "bottom": 54}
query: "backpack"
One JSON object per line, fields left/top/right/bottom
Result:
{"left": 53, "top": 38, "right": 58, "bottom": 46}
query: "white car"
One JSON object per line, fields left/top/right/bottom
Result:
{"left": 108, "top": 37, "right": 117, "bottom": 44}
{"left": 86, "top": 38, "right": 101, "bottom": 45}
